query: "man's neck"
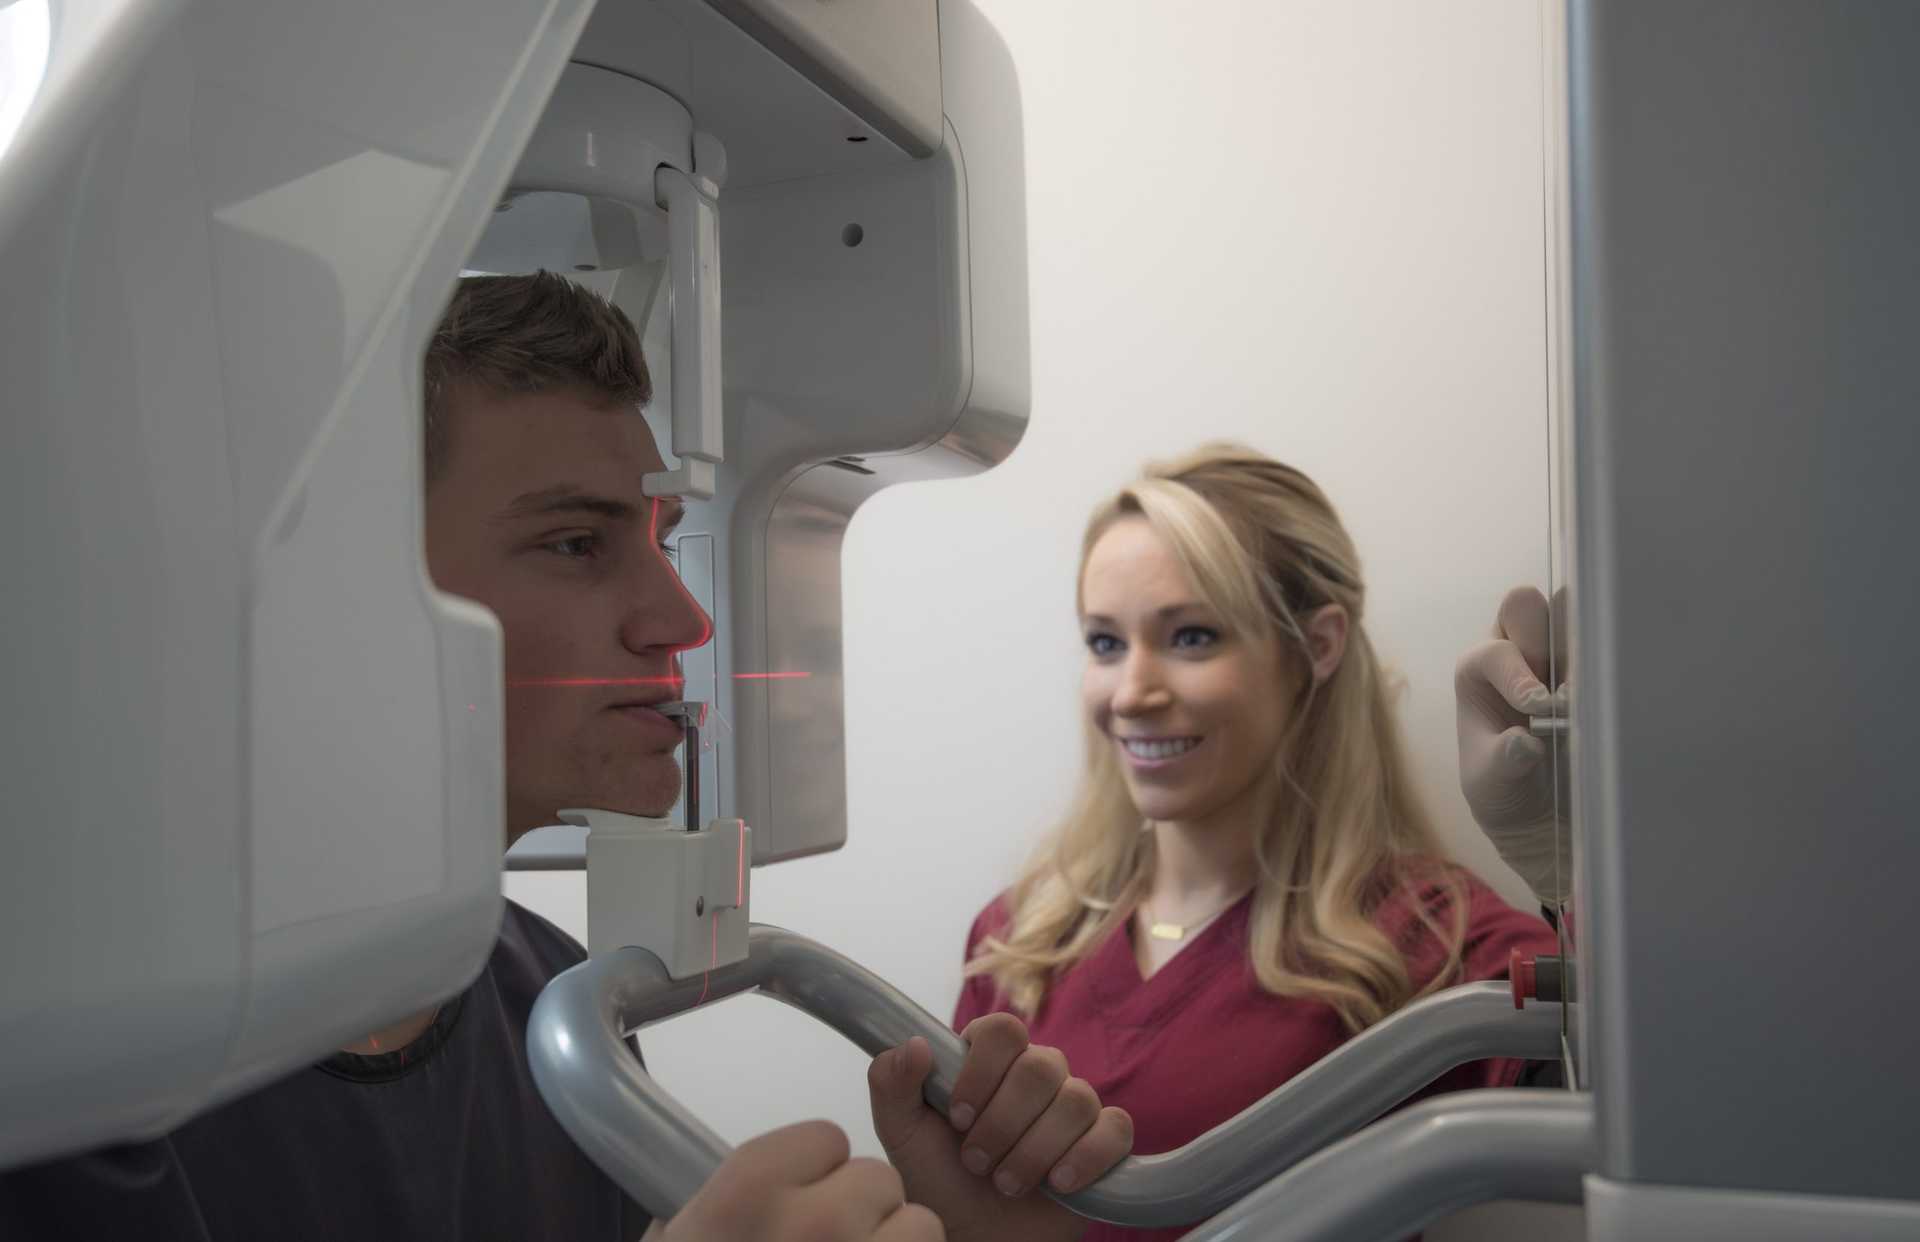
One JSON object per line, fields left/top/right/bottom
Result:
{"left": 339, "top": 1006, "right": 440, "bottom": 1057}
{"left": 337, "top": 821, "right": 536, "bottom": 1057}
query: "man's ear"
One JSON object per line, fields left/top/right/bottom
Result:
{"left": 1304, "top": 604, "right": 1350, "bottom": 686}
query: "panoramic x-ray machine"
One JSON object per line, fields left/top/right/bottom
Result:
{"left": 3, "top": 1, "right": 1917, "bottom": 1239}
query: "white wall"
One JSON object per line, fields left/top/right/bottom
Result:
{"left": 509, "top": 1, "right": 1580, "bottom": 1236}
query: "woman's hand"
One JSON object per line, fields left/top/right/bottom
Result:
{"left": 867, "top": 1015, "right": 1132, "bottom": 1242}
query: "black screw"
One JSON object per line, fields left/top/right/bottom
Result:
{"left": 695, "top": 897, "right": 706, "bottom": 917}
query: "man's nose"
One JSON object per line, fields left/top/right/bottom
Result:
{"left": 618, "top": 547, "right": 713, "bottom": 658}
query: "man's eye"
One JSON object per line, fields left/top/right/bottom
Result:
{"left": 657, "top": 540, "right": 679, "bottom": 562}
{"left": 546, "top": 534, "right": 600, "bottom": 559}
{"left": 1172, "top": 626, "right": 1220, "bottom": 650}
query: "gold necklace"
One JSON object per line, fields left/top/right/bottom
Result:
{"left": 1144, "top": 891, "right": 1246, "bottom": 942}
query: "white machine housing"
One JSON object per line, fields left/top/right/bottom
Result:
{"left": 482, "top": 0, "right": 1029, "bottom": 867}
{"left": 0, "top": 0, "right": 1026, "bottom": 1170}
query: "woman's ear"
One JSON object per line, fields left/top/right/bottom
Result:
{"left": 1304, "top": 604, "right": 1350, "bottom": 686}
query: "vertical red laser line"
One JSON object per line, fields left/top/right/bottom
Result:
{"left": 662, "top": 494, "right": 719, "bottom": 1009}
{"left": 697, "top": 915, "right": 717, "bottom": 1007}
{"left": 654, "top": 496, "right": 714, "bottom": 656}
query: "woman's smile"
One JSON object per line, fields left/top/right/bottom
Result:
{"left": 1115, "top": 733, "right": 1205, "bottom": 771}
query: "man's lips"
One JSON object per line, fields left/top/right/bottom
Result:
{"left": 607, "top": 690, "right": 680, "bottom": 710}
{"left": 605, "top": 702, "right": 685, "bottom": 746}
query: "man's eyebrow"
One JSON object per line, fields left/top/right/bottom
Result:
{"left": 493, "top": 485, "right": 639, "bottom": 523}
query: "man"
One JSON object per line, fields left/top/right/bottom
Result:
{"left": 0, "top": 273, "right": 1129, "bottom": 1242}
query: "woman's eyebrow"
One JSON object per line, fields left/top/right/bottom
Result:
{"left": 1080, "top": 602, "right": 1210, "bottom": 627}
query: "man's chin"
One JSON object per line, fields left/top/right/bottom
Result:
{"left": 570, "top": 748, "right": 683, "bottom": 815}
{"left": 505, "top": 792, "right": 682, "bottom": 847}
{"left": 566, "top": 783, "right": 682, "bottom": 823}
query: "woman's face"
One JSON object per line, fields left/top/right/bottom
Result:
{"left": 1079, "top": 517, "right": 1296, "bottom": 828}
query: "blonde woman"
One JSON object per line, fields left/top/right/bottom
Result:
{"left": 947, "top": 444, "right": 1557, "bottom": 1241}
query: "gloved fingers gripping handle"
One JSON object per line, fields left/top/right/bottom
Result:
{"left": 1493, "top": 584, "right": 1571, "bottom": 687}
{"left": 1456, "top": 628, "right": 1568, "bottom": 905}
{"left": 1492, "top": 586, "right": 1553, "bottom": 678}
{"left": 1455, "top": 638, "right": 1554, "bottom": 728}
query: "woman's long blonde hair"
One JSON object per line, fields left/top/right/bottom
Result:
{"left": 967, "top": 444, "right": 1467, "bottom": 1032}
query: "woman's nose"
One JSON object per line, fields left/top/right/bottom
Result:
{"left": 1111, "top": 649, "right": 1170, "bottom": 716}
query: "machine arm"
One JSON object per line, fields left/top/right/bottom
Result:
{"left": 1184, "top": 1091, "right": 1594, "bottom": 1242}
{"left": 526, "top": 926, "right": 1565, "bottom": 1227}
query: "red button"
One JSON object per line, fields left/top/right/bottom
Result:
{"left": 1511, "top": 948, "right": 1537, "bottom": 1009}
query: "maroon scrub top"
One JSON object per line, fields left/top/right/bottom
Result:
{"left": 952, "top": 866, "right": 1558, "bottom": 1241}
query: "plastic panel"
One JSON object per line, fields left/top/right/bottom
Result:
{"left": 0, "top": 0, "right": 593, "bottom": 1167}
{"left": 700, "top": 0, "right": 942, "bottom": 156}
{"left": 1585, "top": 1176, "right": 1920, "bottom": 1242}
{"left": 1567, "top": 0, "right": 1920, "bottom": 1201}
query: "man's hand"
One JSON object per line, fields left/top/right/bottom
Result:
{"left": 658, "top": 1120, "right": 943, "bottom": 1242}
{"left": 868, "top": 1017, "right": 1132, "bottom": 1242}
{"left": 1455, "top": 585, "right": 1572, "bottom": 905}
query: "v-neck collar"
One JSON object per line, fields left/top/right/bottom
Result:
{"left": 1085, "top": 891, "right": 1255, "bottom": 1027}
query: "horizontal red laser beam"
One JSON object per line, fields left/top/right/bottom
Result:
{"left": 508, "top": 672, "right": 812, "bottom": 688}
{"left": 507, "top": 676, "right": 684, "bottom": 688}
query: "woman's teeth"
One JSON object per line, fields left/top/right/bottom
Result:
{"left": 1122, "top": 737, "right": 1201, "bottom": 761}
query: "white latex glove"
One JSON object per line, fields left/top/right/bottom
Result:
{"left": 645, "top": 1121, "right": 944, "bottom": 1242}
{"left": 1454, "top": 586, "right": 1572, "bottom": 906}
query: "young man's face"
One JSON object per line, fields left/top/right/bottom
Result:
{"left": 425, "top": 381, "right": 711, "bottom": 844}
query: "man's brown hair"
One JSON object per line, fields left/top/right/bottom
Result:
{"left": 422, "top": 272, "right": 652, "bottom": 483}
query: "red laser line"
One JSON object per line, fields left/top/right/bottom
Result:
{"left": 505, "top": 509, "right": 819, "bottom": 691}
{"left": 697, "top": 915, "right": 717, "bottom": 1007}
{"left": 654, "top": 497, "right": 714, "bottom": 656}
{"left": 507, "top": 672, "right": 811, "bottom": 688}
{"left": 507, "top": 676, "right": 686, "bottom": 688}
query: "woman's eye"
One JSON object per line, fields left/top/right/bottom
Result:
{"left": 1085, "top": 632, "right": 1122, "bottom": 657}
{"left": 1171, "top": 626, "right": 1220, "bottom": 650}
{"left": 657, "top": 540, "right": 679, "bottom": 563}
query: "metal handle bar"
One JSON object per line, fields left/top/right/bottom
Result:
{"left": 526, "top": 924, "right": 1565, "bottom": 1227}
{"left": 1185, "top": 1090, "right": 1595, "bottom": 1242}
